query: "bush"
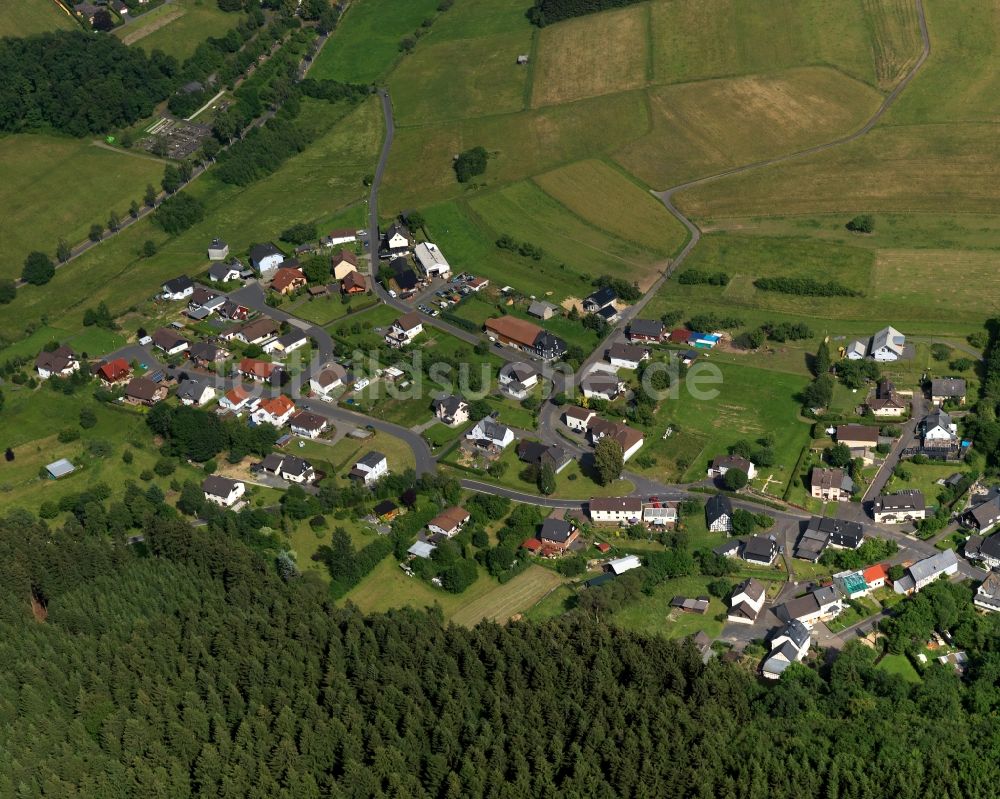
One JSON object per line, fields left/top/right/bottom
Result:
{"left": 0, "top": 279, "right": 16, "bottom": 304}
{"left": 154, "top": 457, "right": 176, "bottom": 477}
{"left": 930, "top": 343, "right": 951, "bottom": 361}
{"left": 753, "top": 277, "right": 862, "bottom": 297}
{"left": 677, "top": 269, "right": 729, "bottom": 286}
{"left": 845, "top": 214, "right": 875, "bottom": 233}
{"left": 57, "top": 428, "right": 80, "bottom": 443}
{"left": 454, "top": 146, "right": 488, "bottom": 183}
{"left": 153, "top": 195, "right": 205, "bottom": 235}
{"left": 22, "top": 251, "right": 55, "bottom": 286}
{"left": 139, "top": 469, "right": 154, "bottom": 481}
{"left": 722, "top": 469, "right": 748, "bottom": 491}
{"left": 280, "top": 222, "right": 317, "bottom": 245}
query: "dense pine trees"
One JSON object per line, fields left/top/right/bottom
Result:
{"left": 528, "top": 0, "right": 644, "bottom": 26}
{"left": 0, "top": 505, "right": 999, "bottom": 797}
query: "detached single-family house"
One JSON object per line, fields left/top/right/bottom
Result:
{"left": 161, "top": 275, "right": 194, "bottom": 301}
{"left": 342, "top": 271, "right": 367, "bottom": 294}
{"left": 349, "top": 451, "right": 388, "bottom": 485}
{"left": 810, "top": 467, "right": 853, "bottom": 502}
{"left": 893, "top": 548, "right": 959, "bottom": 594}
{"left": 207, "top": 238, "right": 229, "bottom": 261}
{"left": 208, "top": 261, "right": 243, "bottom": 282}
{"left": 310, "top": 363, "right": 347, "bottom": 395}
{"left": 385, "top": 312, "right": 423, "bottom": 348}
{"left": 414, "top": 242, "right": 451, "bottom": 278}
{"left": 706, "top": 494, "right": 733, "bottom": 533}
{"left": 863, "top": 563, "right": 889, "bottom": 591}
{"left": 35, "top": 346, "right": 80, "bottom": 380}
{"left": 151, "top": 328, "right": 190, "bottom": 356}
{"left": 498, "top": 362, "right": 538, "bottom": 399}
{"left": 974, "top": 572, "right": 1000, "bottom": 613}
{"left": 517, "top": 441, "right": 569, "bottom": 473}
{"left": 260, "top": 453, "right": 315, "bottom": 484}
{"left": 539, "top": 517, "right": 578, "bottom": 554}
{"left": 871, "top": 326, "right": 905, "bottom": 361}
{"left": 580, "top": 372, "right": 626, "bottom": 401}
{"left": 643, "top": 502, "right": 677, "bottom": 527}
{"left": 873, "top": 491, "right": 926, "bottom": 524}
{"left": 583, "top": 286, "right": 616, "bottom": 314}
{"left": 97, "top": 358, "right": 131, "bottom": 385}
{"left": 628, "top": 319, "right": 665, "bottom": 343}
{"left": 727, "top": 578, "right": 766, "bottom": 625}
{"left": 743, "top": 535, "right": 780, "bottom": 566}
{"left": 466, "top": 418, "right": 515, "bottom": 451}
{"left": 484, "top": 317, "right": 566, "bottom": 361}
{"left": 432, "top": 395, "right": 469, "bottom": 427}
{"left": 218, "top": 385, "right": 259, "bottom": 413}
{"left": 124, "top": 376, "right": 168, "bottom": 406}
{"left": 845, "top": 339, "right": 868, "bottom": 360}
{"left": 923, "top": 408, "right": 958, "bottom": 444}
{"left": 966, "top": 495, "right": 1000, "bottom": 533}
{"left": 931, "top": 378, "right": 967, "bottom": 406}
{"left": 587, "top": 419, "right": 644, "bottom": 462}
{"left": 762, "top": 620, "right": 810, "bottom": 680}
{"left": 331, "top": 249, "right": 358, "bottom": 280}
{"left": 202, "top": 475, "right": 245, "bottom": 508}
{"left": 289, "top": 410, "right": 328, "bottom": 439}
{"left": 563, "top": 406, "right": 596, "bottom": 432}
{"left": 427, "top": 506, "right": 470, "bottom": 538}
{"left": 236, "top": 318, "right": 280, "bottom": 346}
{"left": 835, "top": 424, "right": 879, "bottom": 450}
{"left": 774, "top": 586, "right": 842, "bottom": 627}
{"left": 588, "top": 496, "right": 643, "bottom": 525}
{"left": 239, "top": 358, "right": 280, "bottom": 383}
{"left": 970, "top": 534, "right": 1000, "bottom": 570}
{"left": 218, "top": 301, "right": 250, "bottom": 322}
{"left": 794, "top": 516, "right": 865, "bottom": 562}
{"left": 175, "top": 379, "right": 216, "bottom": 407}
{"left": 188, "top": 287, "right": 224, "bottom": 316}
{"left": 708, "top": 454, "right": 757, "bottom": 481}
{"left": 608, "top": 343, "right": 649, "bottom": 370}
{"left": 271, "top": 267, "right": 306, "bottom": 295}
{"left": 264, "top": 330, "right": 308, "bottom": 356}
{"left": 380, "top": 222, "right": 413, "bottom": 259}
{"left": 249, "top": 243, "right": 285, "bottom": 275}
{"left": 251, "top": 395, "right": 296, "bottom": 427}
{"left": 322, "top": 228, "right": 357, "bottom": 248}
{"left": 867, "top": 378, "right": 907, "bottom": 417}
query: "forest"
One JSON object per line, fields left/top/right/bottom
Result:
{"left": 4, "top": 497, "right": 1000, "bottom": 798}
{"left": 0, "top": 32, "right": 177, "bottom": 135}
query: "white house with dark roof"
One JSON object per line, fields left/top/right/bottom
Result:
{"left": 202, "top": 476, "right": 245, "bottom": 508}
{"left": 563, "top": 406, "right": 596, "bottom": 432}
{"left": 249, "top": 243, "right": 285, "bottom": 275}
{"left": 727, "top": 578, "right": 766, "bottom": 625}
{"left": 705, "top": 494, "right": 733, "bottom": 533}
{"left": 762, "top": 620, "right": 810, "bottom": 679}
{"left": 588, "top": 496, "right": 643, "bottom": 525}
{"left": 151, "top": 328, "right": 190, "bottom": 356}
{"left": 628, "top": 319, "right": 665, "bottom": 343}
{"left": 385, "top": 312, "right": 423, "bottom": 348}
{"left": 975, "top": 572, "right": 1000, "bottom": 613}
{"left": 873, "top": 491, "right": 926, "bottom": 524}
{"left": 708, "top": 454, "right": 756, "bottom": 481}
{"left": 432, "top": 395, "right": 469, "bottom": 427}
{"left": 931, "top": 378, "right": 966, "bottom": 406}
{"left": 607, "top": 343, "right": 649, "bottom": 370}
{"left": 175, "top": 379, "right": 216, "bottom": 407}
{"left": 581, "top": 372, "right": 625, "bottom": 401}
{"left": 35, "top": 346, "right": 80, "bottom": 380}
{"left": 207, "top": 238, "right": 229, "bottom": 261}
{"left": 499, "top": 362, "right": 539, "bottom": 399}
{"left": 466, "top": 418, "right": 514, "bottom": 450}
{"left": 208, "top": 261, "right": 242, "bottom": 282}
{"left": 289, "top": 410, "right": 328, "bottom": 439}
{"left": 349, "top": 451, "right": 388, "bottom": 485}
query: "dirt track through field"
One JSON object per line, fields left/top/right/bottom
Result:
{"left": 120, "top": 8, "right": 184, "bottom": 45}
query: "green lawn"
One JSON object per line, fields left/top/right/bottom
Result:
{"left": 0, "top": 135, "right": 164, "bottom": 281}
{"left": 0, "top": 97, "right": 379, "bottom": 344}
{"left": 0, "top": 0, "right": 76, "bottom": 36}
{"left": 309, "top": 0, "right": 441, "bottom": 84}
{"left": 883, "top": 461, "right": 965, "bottom": 508}
{"left": 876, "top": 653, "right": 922, "bottom": 683}
{"left": 611, "top": 575, "right": 727, "bottom": 640}
{"left": 313, "top": 429, "right": 417, "bottom": 479}
{"left": 483, "top": 394, "right": 537, "bottom": 431}
{"left": 286, "top": 294, "right": 377, "bottom": 326}
{"left": 825, "top": 596, "right": 881, "bottom": 633}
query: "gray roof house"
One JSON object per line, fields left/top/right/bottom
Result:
{"left": 893, "top": 548, "right": 959, "bottom": 594}
{"left": 527, "top": 300, "right": 558, "bottom": 320}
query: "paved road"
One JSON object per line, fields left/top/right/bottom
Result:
{"left": 459, "top": 480, "right": 586, "bottom": 509}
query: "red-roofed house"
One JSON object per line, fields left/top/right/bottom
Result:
{"left": 863, "top": 563, "right": 888, "bottom": 590}
{"left": 239, "top": 358, "right": 278, "bottom": 382}
{"left": 251, "top": 395, "right": 296, "bottom": 427}
{"left": 98, "top": 358, "right": 131, "bottom": 385}
{"left": 668, "top": 328, "right": 691, "bottom": 343}
{"left": 219, "top": 384, "right": 259, "bottom": 413}
{"left": 342, "top": 271, "right": 367, "bottom": 294}
{"left": 271, "top": 267, "right": 307, "bottom": 295}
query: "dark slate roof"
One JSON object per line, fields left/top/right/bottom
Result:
{"left": 163, "top": 275, "right": 193, "bottom": 293}
{"left": 705, "top": 494, "right": 733, "bottom": 524}
{"left": 540, "top": 518, "right": 574, "bottom": 543}
{"left": 586, "top": 286, "right": 616, "bottom": 308}
{"left": 772, "top": 619, "right": 810, "bottom": 649}
{"left": 743, "top": 535, "right": 778, "bottom": 562}
{"left": 357, "top": 451, "right": 387, "bottom": 469}
{"left": 202, "top": 475, "right": 239, "bottom": 497}
{"left": 629, "top": 319, "right": 664, "bottom": 338}
{"left": 280, "top": 455, "right": 313, "bottom": 477}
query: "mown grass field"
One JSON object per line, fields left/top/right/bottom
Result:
{"left": 0, "top": 98, "right": 378, "bottom": 344}
{"left": 876, "top": 652, "right": 922, "bottom": 683}
{"left": 615, "top": 68, "right": 883, "bottom": 187}
{"left": 531, "top": 5, "right": 648, "bottom": 107}
{"left": 308, "top": 0, "right": 441, "bottom": 84}
{"left": 0, "top": 135, "right": 163, "bottom": 282}
{"left": 0, "top": 0, "right": 75, "bottom": 37}
{"left": 118, "top": 0, "right": 240, "bottom": 61}
{"left": 650, "top": 0, "right": 918, "bottom": 89}
{"left": 611, "top": 575, "right": 727, "bottom": 640}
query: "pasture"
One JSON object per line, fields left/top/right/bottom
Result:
{"left": 0, "top": 0, "right": 75, "bottom": 37}
{"left": 534, "top": 158, "right": 684, "bottom": 260}
{"left": 615, "top": 68, "right": 883, "bottom": 188}
{"left": 0, "top": 135, "right": 163, "bottom": 282}
{"left": 649, "top": 0, "right": 919, "bottom": 89}
{"left": 308, "top": 0, "right": 441, "bottom": 84}
{"left": 0, "top": 98, "right": 378, "bottom": 343}
{"left": 118, "top": 0, "right": 240, "bottom": 61}
{"left": 531, "top": 5, "right": 648, "bottom": 107}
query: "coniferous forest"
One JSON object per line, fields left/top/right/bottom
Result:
{"left": 3, "top": 506, "right": 1000, "bottom": 799}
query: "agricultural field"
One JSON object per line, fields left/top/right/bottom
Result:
{"left": 0, "top": 135, "right": 163, "bottom": 282}
{"left": 615, "top": 68, "right": 883, "bottom": 187}
{"left": 308, "top": 0, "right": 441, "bottom": 84}
{"left": 0, "top": 0, "right": 75, "bottom": 37}
{"left": 531, "top": 5, "right": 648, "bottom": 107}
{"left": 0, "top": 97, "right": 378, "bottom": 345}
{"left": 649, "top": 0, "right": 919, "bottom": 89}
{"left": 117, "top": 0, "right": 241, "bottom": 61}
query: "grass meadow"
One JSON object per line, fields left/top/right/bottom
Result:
{"left": 0, "top": 0, "right": 75, "bottom": 36}
{"left": 118, "top": 0, "right": 240, "bottom": 61}
{"left": 0, "top": 135, "right": 163, "bottom": 280}
{"left": 308, "top": 0, "right": 441, "bottom": 84}
{"left": 0, "top": 98, "right": 379, "bottom": 345}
